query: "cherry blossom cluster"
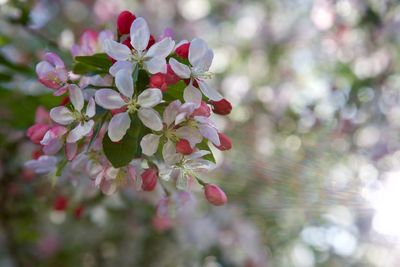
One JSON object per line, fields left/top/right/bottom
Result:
{"left": 25, "top": 11, "right": 232, "bottom": 206}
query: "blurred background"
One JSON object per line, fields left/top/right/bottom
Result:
{"left": 1, "top": 0, "right": 400, "bottom": 266}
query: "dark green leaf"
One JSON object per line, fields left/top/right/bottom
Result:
{"left": 197, "top": 140, "right": 216, "bottom": 163}
{"left": 72, "top": 53, "right": 112, "bottom": 75}
{"left": 103, "top": 114, "right": 146, "bottom": 167}
{"left": 164, "top": 80, "right": 186, "bottom": 102}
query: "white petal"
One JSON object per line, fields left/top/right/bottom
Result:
{"left": 176, "top": 171, "right": 189, "bottom": 191}
{"left": 137, "top": 88, "right": 162, "bottom": 108}
{"left": 103, "top": 39, "right": 132, "bottom": 61}
{"left": 115, "top": 69, "right": 134, "bottom": 98}
{"left": 138, "top": 108, "right": 163, "bottom": 131}
{"left": 183, "top": 84, "right": 202, "bottom": 107}
{"left": 186, "top": 159, "right": 216, "bottom": 171}
{"left": 186, "top": 150, "right": 211, "bottom": 160}
{"left": 50, "top": 106, "right": 74, "bottom": 125}
{"left": 109, "top": 61, "right": 134, "bottom": 76}
{"left": 197, "top": 79, "right": 222, "bottom": 101}
{"left": 146, "top": 37, "right": 175, "bottom": 58}
{"left": 169, "top": 58, "right": 191, "bottom": 79}
{"left": 188, "top": 38, "right": 209, "bottom": 67}
{"left": 163, "top": 140, "right": 181, "bottom": 165}
{"left": 85, "top": 97, "right": 96, "bottom": 118}
{"left": 68, "top": 84, "right": 84, "bottom": 112}
{"left": 108, "top": 112, "right": 131, "bottom": 142}
{"left": 198, "top": 124, "right": 220, "bottom": 146}
{"left": 140, "top": 134, "right": 161, "bottom": 156}
{"left": 95, "top": 89, "right": 126, "bottom": 109}
{"left": 175, "top": 112, "right": 187, "bottom": 125}
{"left": 193, "top": 49, "right": 213, "bottom": 73}
{"left": 144, "top": 57, "right": 166, "bottom": 74}
{"left": 130, "top": 17, "right": 150, "bottom": 52}
{"left": 175, "top": 126, "right": 202, "bottom": 147}
{"left": 67, "top": 120, "right": 94, "bottom": 143}
{"left": 163, "top": 100, "right": 181, "bottom": 125}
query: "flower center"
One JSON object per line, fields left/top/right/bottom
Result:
{"left": 127, "top": 98, "right": 139, "bottom": 113}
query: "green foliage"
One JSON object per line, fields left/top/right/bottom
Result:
{"left": 197, "top": 139, "right": 216, "bottom": 163}
{"left": 102, "top": 114, "right": 146, "bottom": 168}
{"left": 164, "top": 80, "right": 186, "bottom": 102}
{"left": 72, "top": 53, "right": 112, "bottom": 75}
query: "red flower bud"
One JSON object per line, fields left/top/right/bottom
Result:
{"left": 141, "top": 168, "right": 158, "bottom": 191}
{"left": 215, "top": 132, "right": 232, "bottom": 151}
{"left": 149, "top": 73, "right": 168, "bottom": 92}
{"left": 175, "top": 42, "right": 190, "bottom": 59}
{"left": 176, "top": 139, "right": 193, "bottom": 155}
{"left": 53, "top": 196, "right": 68, "bottom": 211}
{"left": 117, "top": 11, "right": 136, "bottom": 35}
{"left": 210, "top": 98, "right": 232, "bottom": 115}
{"left": 192, "top": 101, "right": 211, "bottom": 117}
{"left": 204, "top": 184, "right": 227, "bottom": 206}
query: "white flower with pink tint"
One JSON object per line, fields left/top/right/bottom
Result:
{"left": 140, "top": 100, "right": 202, "bottom": 159}
{"left": 36, "top": 52, "right": 68, "bottom": 95}
{"left": 103, "top": 17, "right": 175, "bottom": 76}
{"left": 164, "top": 150, "right": 216, "bottom": 190}
{"left": 50, "top": 85, "right": 95, "bottom": 143}
{"left": 169, "top": 38, "right": 223, "bottom": 105}
{"left": 71, "top": 29, "right": 114, "bottom": 57}
{"left": 95, "top": 69, "right": 163, "bottom": 141}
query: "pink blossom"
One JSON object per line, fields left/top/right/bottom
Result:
{"left": 36, "top": 52, "right": 68, "bottom": 92}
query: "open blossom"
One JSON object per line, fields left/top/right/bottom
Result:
{"left": 165, "top": 150, "right": 216, "bottom": 190}
{"left": 104, "top": 17, "right": 175, "bottom": 76}
{"left": 95, "top": 69, "right": 163, "bottom": 141}
{"left": 169, "top": 38, "right": 223, "bottom": 104}
{"left": 140, "top": 100, "right": 202, "bottom": 159}
{"left": 36, "top": 52, "right": 68, "bottom": 94}
{"left": 50, "top": 85, "right": 95, "bottom": 143}
{"left": 71, "top": 30, "right": 113, "bottom": 57}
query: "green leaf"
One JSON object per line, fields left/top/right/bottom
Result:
{"left": 102, "top": 114, "right": 146, "bottom": 168}
{"left": 164, "top": 80, "right": 186, "bottom": 102}
{"left": 72, "top": 53, "right": 112, "bottom": 75}
{"left": 197, "top": 140, "right": 216, "bottom": 163}
{"left": 136, "top": 69, "right": 149, "bottom": 92}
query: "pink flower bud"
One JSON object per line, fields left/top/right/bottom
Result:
{"left": 36, "top": 52, "right": 68, "bottom": 90}
{"left": 175, "top": 42, "right": 190, "bottom": 59}
{"left": 215, "top": 132, "right": 232, "bottom": 151}
{"left": 210, "top": 98, "right": 232, "bottom": 115}
{"left": 176, "top": 139, "right": 193, "bottom": 155}
{"left": 192, "top": 101, "right": 211, "bottom": 117}
{"left": 117, "top": 11, "right": 136, "bottom": 35}
{"left": 204, "top": 184, "right": 227, "bottom": 206}
{"left": 26, "top": 124, "right": 51, "bottom": 144}
{"left": 141, "top": 168, "right": 158, "bottom": 191}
